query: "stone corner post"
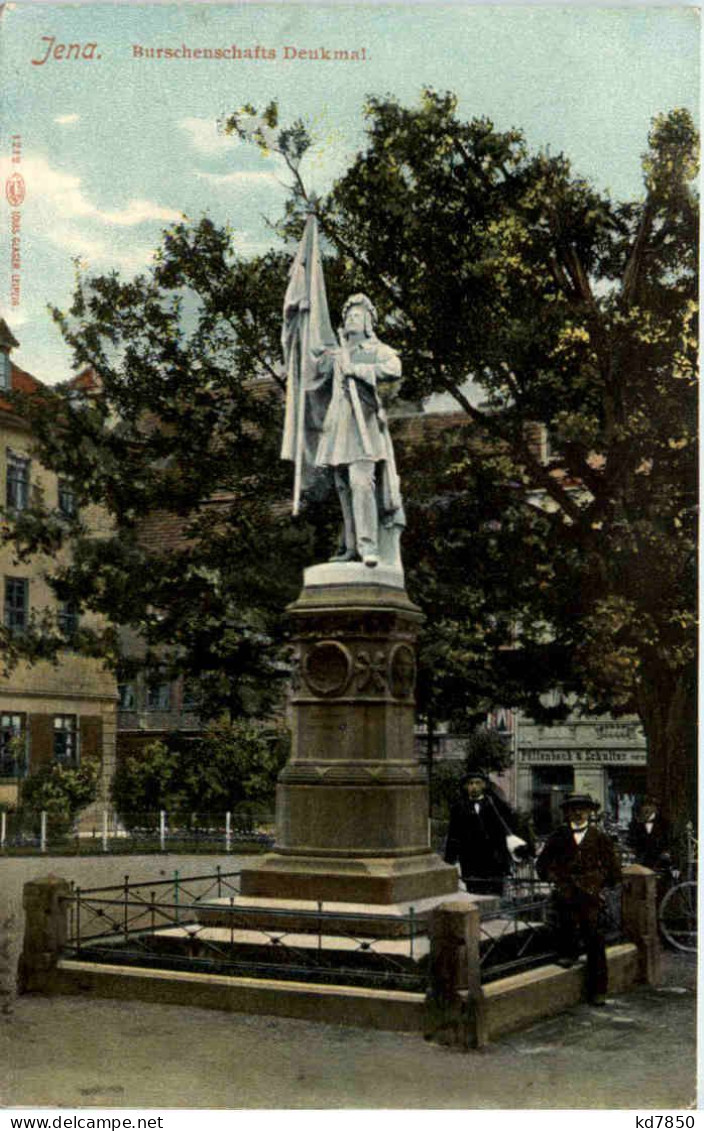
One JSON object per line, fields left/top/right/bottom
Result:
{"left": 424, "top": 900, "right": 487, "bottom": 1049}
{"left": 621, "top": 864, "right": 661, "bottom": 986}
{"left": 18, "top": 875, "right": 71, "bottom": 994}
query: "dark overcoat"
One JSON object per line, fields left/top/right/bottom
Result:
{"left": 536, "top": 823, "right": 622, "bottom": 898}
{"left": 444, "top": 792, "right": 521, "bottom": 880}
{"left": 628, "top": 814, "right": 670, "bottom": 870}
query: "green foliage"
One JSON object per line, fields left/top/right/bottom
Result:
{"left": 2, "top": 221, "right": 328, "bottom": 718}
{"left": 110, "top": 721, "right": 290, "bottom": 823}
{"left": 462, "top": 729, "right": 512, "bottom": 777}
{"left": 110, "top": 740, "right": 175, "bottom": 822}
{"left": 429, "top": 760, "right": 466, "bottom": 821}
{"left": 306, "top": 92, "right": 696, "bottom": 823}
{"left": 19, "top": 761, "right": 99, "bottom": 833}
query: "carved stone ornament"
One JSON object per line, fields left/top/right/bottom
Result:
{"left": 355, "top": 648, "right": 388, "bottom": 693}
{"left": 302, "top": 640, "right": 353, "bottom": 697}
{"left": 289, "top": 654, "right": 302, "bottom": 693}
{"left": 388, "top": 643, "right": 416, "bottom": 699}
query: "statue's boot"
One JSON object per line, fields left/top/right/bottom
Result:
{"left": 329, "top": 547, "right": 360, "bottom": 563}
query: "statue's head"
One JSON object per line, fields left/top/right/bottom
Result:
{"left": 342, "top": 293, "right": 377, "bottom": 339}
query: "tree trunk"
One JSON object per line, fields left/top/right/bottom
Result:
{"left": 637, "top": 662, "right": 697, "bottom": 859}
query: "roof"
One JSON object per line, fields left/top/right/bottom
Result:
{"left": 0, "top": 360, "right": 45, "bottom": 415}
{"left": 0, "top": 319, "right": 19, "bottom": 352}
{"left": 67, "top": 366, "right": 101, "bottom": 392}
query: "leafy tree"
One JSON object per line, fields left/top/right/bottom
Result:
{"left": 2, "top": 223, "right": 339, "bottom": 718}
{"left": 19, "top": 761, "right": 98, "bottom": 834}
{"left": 110, "top": 739, "right": 176, "bottom": 824}
{"left": 428, "top": 760, "right": 466, "bottom": 822}
{"left": 462, "top": 729, "right": 512, "bottom": 778}
{"left": 110, "top": 720, "right": 289, "bottom": 823}
{"left": 227, "top": 95, "right": 697, "bottom": 831}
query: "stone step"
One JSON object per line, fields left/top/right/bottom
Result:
{"left": 80, "top": 915, "right": 548, "bottom": 987}
{"left": 80, "top": 923, "right": 428, "bottom": 981}
{"left": 196, "top": 891, "right": 501, "bottom": 938}
{"left": 158, "top": 924, "right": 429, "bottom": 963}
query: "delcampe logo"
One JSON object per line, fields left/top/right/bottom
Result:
{"left": 5, "top": 172, "right": 25, "bottom": 207}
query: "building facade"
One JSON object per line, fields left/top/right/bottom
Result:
{"left": 514, "top": 714, "right": 647, "bottom": 834}
{"left": 417, "top": 708, "right": 647, "bottom": 836}
{"left": 0, "top": 322, "right": 117, "bottom": 814}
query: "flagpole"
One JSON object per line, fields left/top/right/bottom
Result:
{"left": 292, "top": 332, "right": 305, "bottom": 515}
{"left": 282, "top": 205, "right": 335, "bottom": 516}
{"left": 291, "top": 213, "right": 314, "bottom": 516}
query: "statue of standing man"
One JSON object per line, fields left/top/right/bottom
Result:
{"left": 281, "top": 215, "right": 405, "bottom": 570}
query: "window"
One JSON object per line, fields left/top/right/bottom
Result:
{"left": 6, "top": 451, "right": 30, "bottom": 511}
{"left": 57, "top": 600, "right": 79, "bottom": 637}
{"left": 147, "top": 683, "right": 171, "bottom": 710}
{"left": 181, "top": 679, "right": 199, "bottom": 712}
{"left": 0, "top": 352, "right": 10, "bottom": 391}
{"left": 0, "top": 714, "right": 25, "bottom": 778}
{"left": 4, "top": 577, "right": 28, "bottom": 633}
{"left": 117, "top": 683, "right": 136, "bottom": 710}
{"left": 53, "top": 715, "right": 78, "bottom": 766}
{"left": 58, "top": 479, "right": 77, "bottom": 518}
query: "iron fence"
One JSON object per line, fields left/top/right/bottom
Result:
{"left": 60, "top": 869, "right": 427, "bottom": 992}
{"left": 463, "top": 860, "right": 625, "bottom": 982}
{"left": 56, "top": 861, "right": 626, "bottom": 993}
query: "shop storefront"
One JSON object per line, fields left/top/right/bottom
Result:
{"left": 515, "top": 717, "right": 647, "bottom": 835}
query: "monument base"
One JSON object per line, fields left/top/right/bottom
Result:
{"left": 242, "top": 570, "right": 457, "bottom": 909}
{"left": 240, "top": 851, "right": 458, "bottom": 905}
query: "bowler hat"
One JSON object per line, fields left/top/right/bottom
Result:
{"left": 561, "top": 793, "right": 599, "bottom": 811}
{"left": 462, "top": 770, "right": 489, "bottom": 784}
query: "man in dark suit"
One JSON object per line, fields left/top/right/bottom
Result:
{"left": 536, "top": 793, "right": 622, "bottom": 1006}
{"left": 628, "top": 796, "right": 671, "bottom": 871}
{"left": 444, "top": 771, "right": 531, "bottom": 895}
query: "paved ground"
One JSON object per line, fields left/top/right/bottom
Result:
{"left": 0, "top": 855, "right": 697, "bottom": 1110}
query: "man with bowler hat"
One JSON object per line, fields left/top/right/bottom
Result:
{"left": 444, "top": 770, "right": 531, "bottom": 896}
{"left": 628, "top": 795, "right": 671, "bottom": 872}
{"left": 536, "top": 793, "right": 622, "bottom": 1006}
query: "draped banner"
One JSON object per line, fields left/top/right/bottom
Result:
{"left": 280, "top": 211, "right": 337, "bottom": 515}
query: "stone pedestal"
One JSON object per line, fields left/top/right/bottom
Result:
{"left": 241, "top": 563, "right": 458, "bottom": 904}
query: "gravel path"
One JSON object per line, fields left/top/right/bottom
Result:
{"left": 0, "top": 856, "right": 696, "bottom": 1110}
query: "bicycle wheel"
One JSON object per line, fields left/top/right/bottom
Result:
{"left": 658, "top": 881, "right": 697, "bottom": 952}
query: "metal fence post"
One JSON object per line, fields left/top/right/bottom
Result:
{"left": 75, "top": 886, "right": 81, "bottom": 953}
{"left": 40, "top": 811, "right": 47, "bottom": 854}
{"left": 226, "top": 811, "right": 232, "bottom": 853}
{"left": 174, "top": 869, "right": 180, "bottom": 925}
{"left": 159, "top": 810, "right": 166, "bottom": 851}
{"left": 102, "top": 810, "right": 109, "bottom": 853}
{"left": 123, "top": 875, "right": 129, "bottom": 943}
{"left": 0, "top": 810, "right": 5, "bottom": 850}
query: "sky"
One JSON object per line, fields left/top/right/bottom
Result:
{"left": 0, "top": 2, "right": 699, "bottom": 385}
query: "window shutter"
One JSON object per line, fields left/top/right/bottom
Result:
{"left": 80, "top": 716, "right": 103, "bottom": 763}
{"left": 28, "top": 715, "right": 54, "bottom": 771}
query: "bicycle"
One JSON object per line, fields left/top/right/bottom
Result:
{"left": 657, "top": 823, "right": 697, "bottom": 953}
